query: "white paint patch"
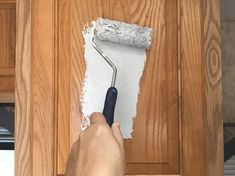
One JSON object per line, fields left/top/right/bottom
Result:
{"left": 81, "top": 22, "right": 148, "bottom": 138}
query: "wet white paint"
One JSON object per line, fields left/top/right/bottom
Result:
{"left": 81, "top": 22, "right": 148, "bottom": 138}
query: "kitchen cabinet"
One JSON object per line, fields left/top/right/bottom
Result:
{"left": 15, "top": 0, "right": 223, "bottom": 176}
{"left": 0, "top": 0, "right": 15, "bottom": 103}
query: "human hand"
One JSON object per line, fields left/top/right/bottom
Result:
{"left": 65, "top": 112, "right": 125, "bottom": 176}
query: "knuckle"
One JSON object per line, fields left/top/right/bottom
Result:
{"left": 95, "top": 123, "right": 110, "bottom": 135}
{"left": 90, "top": 112, "right": 103, "bottom": 119}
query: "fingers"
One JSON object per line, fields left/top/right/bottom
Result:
{"left": 90, "top": 112, "right": 107, "bottom": 125}
{"left": 111, "top": 121, "right": 124, "bottom": 148}
{"left": 90, "top": 112, "right": 124, "bottom": 149}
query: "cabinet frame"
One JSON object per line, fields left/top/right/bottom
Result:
{"left": 15, "top": 0, "right": 223, "bottom": 175}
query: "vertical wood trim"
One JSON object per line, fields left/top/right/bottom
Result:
{"left": 177, "top": 0, "right": 183, "bottom": 174}
{"left": 57, "top": 0, "right": 70, "bottom": 174}
{"left": 181, "top": 0, "right": 223, "bottom": 175}
{"left": 69, "top": 0, "right": 84, "bottom": 146}
{"left": 16, "top": 0, "right": 58, "bottom": 175}
{"left": 31, "top": 0, "right": 57, "bottom": 175}
{"left": 9, "top": 4, "right": 16, "bottom": 68}
{"left": 54, "top": 0, "right": 58, "bottom": 174}
{"left": 203, "top": 0, "right": 223, "bottom": 175}
{"left": 181, "top": 1, "right": 207, "bottom": 175}
{"left": 165, "top": 0, "right": 179, "bottom": 171}
{"left": 16, "top": 0, "right": 32, "bottom": 175}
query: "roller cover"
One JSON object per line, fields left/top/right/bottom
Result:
{"left": 96, "top": 18, "right": 153, "bottom": 48}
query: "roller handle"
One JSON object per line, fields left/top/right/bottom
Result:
{"left": 103, "top": 87, "right": 118, "bottom": 127}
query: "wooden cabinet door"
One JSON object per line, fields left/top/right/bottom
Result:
{"left": 0, "top": 0, "right": 15, "bottom": 102}
{"left": 16, "top": 0, "right": 223, "bottom": 176}
{"left": 57, "top": 0, "right": 179, "bottom": 175}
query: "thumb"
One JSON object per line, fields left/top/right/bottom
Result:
{"left": 90, "top": 112, "right": 107, "bottom": 125}
{"left": 111, "top": 121, "right": 124, "bottom": 149}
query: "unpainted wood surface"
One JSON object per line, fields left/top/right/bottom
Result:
{"left": 181, "top": 0, "right": 223, "bottom": 175}
{"left": 203, "top": 0, "right": 224, "bottom": 175}
{"left": 0, "top": 5, "right": 15, "bottom": 68}
{"left": 181, "top": 0, "right": 207, "bottom": 174}
{"left": 15, "top": 0, "right": 32, "bottom": 175}
{"left": 0, "top": 0, "right": 15, "bottom": 3}
{"left": 31, "top": 0, "right": 57, "bottom": 175}
{"left": 0, "top": 92, "right": 14, "bottom": 102}
{"left": 16, "top": 0, "right": 57, "bottom": 176}
{"left": 57, "top": 0, "right": 70, "bottom": 173}
{"left": 0, "top": 2, "right": 15, "bottom": 97}
{"left": 57, "top": 0, "right": 179, "bottom": 175}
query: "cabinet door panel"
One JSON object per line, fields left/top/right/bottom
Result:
{"left": 0, "top": 2, "right": 15, "bottom": 101}
{"left": 57, "top": 0, "right": 179, "bottom": 175}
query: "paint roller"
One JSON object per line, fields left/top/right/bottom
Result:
{"left": 92, "top": 18, "right": 153, "bottom": 126}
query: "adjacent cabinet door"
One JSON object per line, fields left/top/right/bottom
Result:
{"left": 16, "top": 0, "right": 223, "bottom": 176}
{"left": 0, "top": 0, "right": 15, "bottom": 103}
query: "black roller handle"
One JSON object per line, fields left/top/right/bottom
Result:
{"left": 103, "top": 87, "right": 118, "bottom": 127}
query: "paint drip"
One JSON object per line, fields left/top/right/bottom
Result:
{"left": 81, "top": 21, "right": 148, "bottom": 138}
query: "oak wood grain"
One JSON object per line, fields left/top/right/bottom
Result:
{"left": 16, "top": 0, "right": 58, "bottom": 176}
{"left": 31, "top": 0, "right": 57, "bottom": 175}
{"left": 15, "top": 0, "right": 32, "bottom": 175}
{"left": 181, "top": 0, "right": 207, "bottom": 174}
{"left": 0, "top": 0, "right": 15, "bottom": 4}
{"left": 0, "top": 68, "right": 14, "bottom": 75}
{"left": 0, "top": 2, "right": 15, "bottom": 97}
{"left": 0, "top": 77, "right": 14, "bottom": 91}
{"left": 0, "top": 6, "right": 15, "bottom": 68}
{"left": 0, "top": 91, "right": 14, "bottom": 102}
{"left": 203, "top": 0, "right": 223, "bottom": 175}
{"left": 181, "top": 0, "right": 223, "bottom": 175}
{"left": 57, "top": 0, "right": 70, "bottom": 173}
